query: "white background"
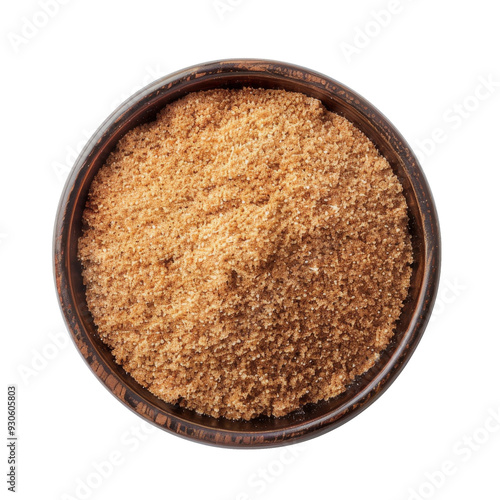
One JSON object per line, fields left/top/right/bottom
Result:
{"left": 1, "top": 0, "right": 499, "bottom": 499}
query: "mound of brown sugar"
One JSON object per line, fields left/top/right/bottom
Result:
{"left": 78, "top": 88, "right": 413, "bottom": 420}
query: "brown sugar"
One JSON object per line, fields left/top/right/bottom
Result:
{"left": 78, "top": 88, "right": 413, "bottom": 420}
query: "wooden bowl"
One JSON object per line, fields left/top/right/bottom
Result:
{"left": 53, "top": 59, "right": 440, "bottom": 448}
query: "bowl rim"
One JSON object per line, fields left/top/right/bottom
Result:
{"left": 53, "top": 58, "right": 441, "bottom": 448}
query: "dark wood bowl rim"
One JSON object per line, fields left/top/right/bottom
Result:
{"left": 53, "top": 59, "right": 440, "bottom": 448}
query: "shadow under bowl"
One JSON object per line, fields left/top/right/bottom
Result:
{"left": 53, "top": 59, "right": 440, "bottom": 448}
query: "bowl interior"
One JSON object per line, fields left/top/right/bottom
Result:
{"left": 55, "top": 61, "right": 438, "bottom": 447}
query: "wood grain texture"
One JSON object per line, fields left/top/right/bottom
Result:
{"left": 53, "top": 59, "right": 441, "bottom": 448}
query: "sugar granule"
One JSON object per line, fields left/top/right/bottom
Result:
{"left": 78, "top": 88, "right": 413, "bottom": 420}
